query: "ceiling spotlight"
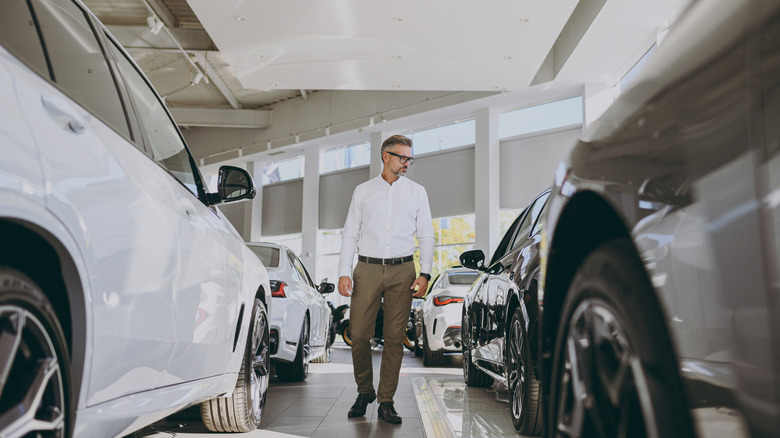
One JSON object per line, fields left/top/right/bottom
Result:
{"left": 294, "top": 134, "right": 300, "bottom": 143}
{"left": 271, "top": 83, "right": 279, "bottom": 88}
{"left": 325, "top": 126, "right": 331, "bottom": 136}
{"left": 503, "top": 56, "right": 513, "bottom": 60}
{"left": 393, "top": 55, "right": 403, "bottom": 59}
{"left": 491, "top": 85, "right": 500, "bottom": 89}
{"left": 519, "top": 18, "right": 530, "bottom": 23}
{"left": 393, "top": 84, "right": 401, "bottom": 88}
{"left": 391, "top": 17, "right": 403, "bottom": 22}
{"left": 235, "top": 16, "right": 246, "bottom": 21}
{"left": 266, "top": 140, "right": 272, "bottom": 150}
{"left": 256, "top": 54, "right": 265, "bottom": 58}
{"left": 146, "top": 15, "right": 163, "bottom": 35}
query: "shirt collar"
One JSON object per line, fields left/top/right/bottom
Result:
{"left": 376, "top": 174, "right": 405, "bottom": 188}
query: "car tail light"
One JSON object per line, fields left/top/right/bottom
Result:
{"left": 433, "top": 296, "right": 463, "bottom": 306}
{"left": 270, "top": 280, "right": 287, "bottom": 298}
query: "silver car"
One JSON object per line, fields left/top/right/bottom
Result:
{"left": 0, "top": 1, "right": 271, "bottom": 436}
{"left": 246, "top": 243, "right": 335, "bottom": 380}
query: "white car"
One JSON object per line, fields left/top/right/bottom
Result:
{"left": 0, "top": 2, "right": 272, "bottom": 436}
{"left": 414, "top": 268, "right": 480, "bottom": 366}
{"left": 246, "top": 243, "right": 335, "bottom": 380}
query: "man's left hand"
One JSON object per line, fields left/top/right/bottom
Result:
{"left": 411, "top": 276, "right": 428, "bottom": 297}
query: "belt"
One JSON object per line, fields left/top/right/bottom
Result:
{"left": 358, "top": 255, "right": 413, "bottom": 265}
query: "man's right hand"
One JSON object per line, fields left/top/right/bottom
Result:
{"left": 338, "top": 276, "right": 353, "bottom": 297}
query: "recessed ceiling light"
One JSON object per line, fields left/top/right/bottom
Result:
{"left": 391, "top": 17, "right": 403, "bottom": 22}
{"left": 491, "top": 85, "right": 500, "bottom": 89}
{"left": 235, "top": 16, "right": 246, "bottom": 21}
{"left": 271, "top": 83, "right": 278, "bottom": 87}
{"left": 256, "top": 54, "right": 265, "bottom": 58}
{"left": 503, "top": 56, "right": 512, "bottom": 60}
{"left": 393, "top": 55, "right": 403, "bottom": 59}
{"left": 393, "top": 84, "right": 401, "bottom": 88}
{"left": 519, "top": 18, "right": 529, "bottom": 23}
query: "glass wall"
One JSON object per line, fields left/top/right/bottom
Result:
{"left": 262, "top": 155, "right": 304, "bottom": 185}
{"left": 499, "top": 96, "right": 583, "bottom": 139}
{"left": 320, "top": 142, "right": 370, "bottom": 174}
{"left": 409, "top": 120, "right": 476, "bottom": 155}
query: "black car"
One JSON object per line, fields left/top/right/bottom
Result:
{"left": 459, "top": 188, "right": 550, "bottom": 435}
{"left": 540, "top": 1, "right": 780, "bottom": 437}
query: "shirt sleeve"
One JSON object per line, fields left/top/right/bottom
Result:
{"left": 416, "top": 186, "right": 435, "bottom": 275}
{"left": 338, "top": 188, "right": 361, "bottom": 278}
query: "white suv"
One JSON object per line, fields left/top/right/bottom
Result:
{"left": 0, "top": 1, "right": 272, "bottom": 437}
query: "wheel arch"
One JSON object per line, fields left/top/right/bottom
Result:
{"left": 540, "top": 191, "right": 632, "bottom": 405}
{"left": 0, "top": 219, "right": 88, "bottom": 409}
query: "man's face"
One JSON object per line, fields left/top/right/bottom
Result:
{"left": 385, "top": 145, "right": 413, "bottom": 177}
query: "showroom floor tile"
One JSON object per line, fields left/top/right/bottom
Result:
{"left": 130, "top": 342, "right": 524, "bottom": 438}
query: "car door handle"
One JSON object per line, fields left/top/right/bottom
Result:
{"left": 41, "top": 95, "right": 86, "bottom": 134}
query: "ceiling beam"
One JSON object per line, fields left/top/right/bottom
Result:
{"left": 143, "top": 0, "right": 177, "bottom": 28}
{"left": 192, "top": 52, "right": 240, "bottom": 109}
{"left": 169, "top": 107, "right": 271, "bottom": 128}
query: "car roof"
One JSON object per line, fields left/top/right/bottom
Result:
{"left": 583, "top": 0, "right": 771, "bottom": 145}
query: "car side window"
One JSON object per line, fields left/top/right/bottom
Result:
{"left": 29, "top": 0, "right": 130, "bottom": 139}
{"left": 507, "top": 201, "right": 537, "bottom": 252}
{"left": 292, "top": 254, "right": 315, "bottom": 288}
{"left": 287, "top": 251, "right": 306, "bottom": 283}
{"left": 0, "top": 2, "right": 49, "bottom": 78}
{"left": 106, "top": 40, "right": 200, "bottom": 196}
{"left": 490, "top": 209, "right": 527, "bottom": 265}
{"left": 528, "top": 192, "right": 551, "bottom": 237}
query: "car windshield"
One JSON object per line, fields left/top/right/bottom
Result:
{"left": 447, "top": 272, "right": 479, "bottom": 286}
{"left": 249, "top": 246, "right": 280, "bottom": 268}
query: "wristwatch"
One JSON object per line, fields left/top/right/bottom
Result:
{"left": 420, "top": 272, "right": 431, "bottom": 281}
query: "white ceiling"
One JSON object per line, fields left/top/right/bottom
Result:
{"left": 187, "top": 0, "right": 685, "bottom": 93}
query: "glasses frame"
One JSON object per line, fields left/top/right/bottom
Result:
{"left": 385, "top": 151, "right": 416, "bottom": 165}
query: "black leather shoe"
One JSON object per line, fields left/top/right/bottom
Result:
{"left": 347, "top": 392, "right": 376, "bottom": 418}
{"left": 377, "top": 402, "right": 402, "bottom": 424}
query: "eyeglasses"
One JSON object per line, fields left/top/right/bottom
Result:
{"left": 385, "top": 151, "right": 415, "bottom": 165}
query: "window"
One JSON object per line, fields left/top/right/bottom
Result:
{"left": 0, "top": 2, "right": 48, "bottom": 78}
{"left": 263, "top": 155, "right": 304, "bottom": 185}
{"left": 410, "top": 120, "right": 476, "bottom": 155}
{"left": 447, "top": 271, "right": 480, "bottom": 286}
{"left": 617, "top": 44, "right": 657, "bottom": 96}
{"left": 32, "top": 0, "right": 130, "bottom": 139}
{"left": 248, "top": 245, "right": 279, "bottom": 268}
{"left": 509, "top": 192, "right": 550, "bottom": 251}
{"left": 262, "top": 233, "right": 302, "bottom": 256}
{"left": 321, "top": 142, "right": 370, "bottom": 173}
{"left": 499, "top": 96, "right": 583, "bottom": 139}
{"left": 109, "top": 41, "right": 198, "bottom": 195}
{"left": 500, "top": 208, "right": 524, "bottom": 238}
{"left": 414, "top": 214, "right": 476, "bottom": 279}
{"left": 290, "top": 252, "right": 315, "bottom": 287}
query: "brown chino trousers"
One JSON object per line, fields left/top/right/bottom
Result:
{"left": 350, "top": 260, "right": 416, "bottom": 403}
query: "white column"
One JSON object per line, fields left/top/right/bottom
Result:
{"left": 475, "top": 107, "right": 500, "bottom": 258}
{"left": 301, "top": 147, "right": 320, "bottom": 274}
{"left": 370, "top": 131, "right": 387, "bottom": 177}
{"left": 583, "top": 82, "right": 615, "bottom": 128}
{"left": 248, "top": 161, "right": 263, "bottom": 242}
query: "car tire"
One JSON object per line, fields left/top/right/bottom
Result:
{"left": 507, "top": 306, "right": 541, "bottom": 435}
{"left": 0, "top": 267, "right": 71, "bottom": 438}
{"left": 549, "top": 238, "right": 695, "bottom": 438}
{"left": 276, "top": 316, "right": 310, "bottom": 381}
{"left": 422, "top": 323, "right": 442, "bottom": 366}
{"left": 201, "top": 297, "right": 270, "bottom": 432}
{"left": 414, "top": 322, "right": 423, "bottom": 357}
{"left": 462, "top": 309, "right": 493, "bottom": 387}
{"left": 311, "top": 316, "right": 332, "bottom": 363}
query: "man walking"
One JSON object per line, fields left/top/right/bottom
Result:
{"left": 338, "top": 134, "right": 434, "bottom": 424}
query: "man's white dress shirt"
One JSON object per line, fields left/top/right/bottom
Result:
{"left": 338, "top": 175, "right": 434, "bottom": 278}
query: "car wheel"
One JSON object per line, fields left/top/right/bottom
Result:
{"left": 311, "top": 316, "right": 332, "bottom": 363}
{"left": 0, "top": 267, "right": 71, "bottom": 438}
{"left": 201, "top": 297, "right": 270, "bottom": 432}
{"left": 549, "top": 239, "right": 695, "bottom": 438}
{"left": 462, "top": 309, "right": 493, "bottom": 387}
{"left": 507, "top": 306, "right": 541, "bottom": 435}
{"left": 276, "top": 316, "right": 310, "bottom": 381}
{"left": 422, "top": 323, "right": 442, "bottom": 366}
{"left": 414, "top": 321, "right": 423, "bottom": 357}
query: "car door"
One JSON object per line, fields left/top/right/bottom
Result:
{"left": 290, "top": 252, "right": 328, "bottom": 347}
{"left": 14, "top": 0, "right": 182, "bottom": 405}
{"left": 104, "top": 39, "right": 242, "bottom": 384}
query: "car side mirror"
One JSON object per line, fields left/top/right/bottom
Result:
{"left": 318, "top": 281, "right": 335, "bottom": 294}
{"left": 212, "top": 166, "right": 256, "bottom": 205}
{"left": 460, "top": 250, "right": 487, "bottom": 271}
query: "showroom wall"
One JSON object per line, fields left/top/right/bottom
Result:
{"left": 219, "top": 125, "right": 580, "bottom": 238}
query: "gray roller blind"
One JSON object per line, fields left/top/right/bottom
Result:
{"left": 499, "top": 127, "right": 580, "bottom": 209}
{"left": 319, "top": 167, "right": 370, "bottom": 230}
{"left": 262, "top": 179, "right": 303, "bottom": 235}
{"left": 406, "top": 147, "right": 475, "bottom": 218}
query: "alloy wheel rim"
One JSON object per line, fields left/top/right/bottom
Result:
{"left": 555, "top": 298, "right": 654, "bottom": 438}
{"left": 0, "top": 305, "right": 66, "bottom": 437}
{"left": 508, "top": 315, "right": 525, "bottom": 422}
{"left": 250, "top": 306, "right": 269, "bottom": 420}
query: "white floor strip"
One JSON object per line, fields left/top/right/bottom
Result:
{"left": 412, "top": 377, "right": 457, "bottom": 438}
